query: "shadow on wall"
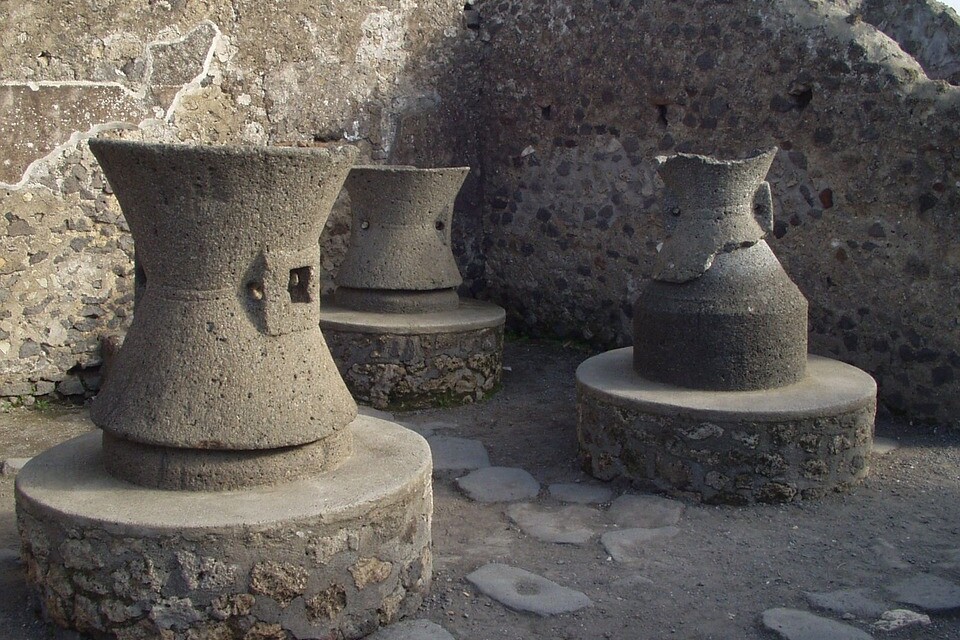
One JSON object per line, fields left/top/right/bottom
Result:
{"left": 471, "top": 0, "right": 960, "bottom": 425}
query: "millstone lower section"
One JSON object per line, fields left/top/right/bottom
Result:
{"left": 577, "top": 348, "right": 876, "bottom": 504}
{"left": 15, "top": 416, "right": 432, "bottom": 640}
{"left": 320, "top": 299, "right": 505, "bottom": 410}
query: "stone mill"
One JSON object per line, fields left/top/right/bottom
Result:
{"left": 320, "top": 165, "right": 505, "bottom": 409}
{"left": 576, "top": 148, "right": 878, "bottom": 504}
{"left": 14, "top": 140, "right": 433, "bottom": 639}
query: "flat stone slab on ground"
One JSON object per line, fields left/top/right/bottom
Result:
{"left": 456, "top": 467, "right": 540, "bottom": 502}
{"left": 465, "top": 563, "right": 591, "bottom": 616}
{"left": 761, "top": 608, "right": 873, "bottom": 640}
{"left": 547, "top": 482, "right": 613, "bottom": 504}
{"left": 429, "top": 436, "right": 490, "bottom": 471}
{"left": 601, "top": 527, "right": 681, "bottom": 563}
{"left": 887, "top": 573, "right": 960, "bottom": 613}
{"left": 803, "top": 588, "right": 888, "bottom": 618}
{"left": 367, "top": 619, "right": 455, "bottom": 640}
{"left": 607, "top": 494, "right": 684, "bottom": 528}
{"left": 506, "top": 502, "right": 601, "bottom": 544}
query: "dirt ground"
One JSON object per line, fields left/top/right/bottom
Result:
{"left": 1, "top": 339, "right": 959, "bottom": 639}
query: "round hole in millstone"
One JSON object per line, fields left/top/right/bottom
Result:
{"left": 435, "top": 220, "right": 445, "bottom": 231}
{"left": 514, "top": 579, "right": 542, "bottom": 596}
{"left": 360, "top": 220, "right": 370, "bottom": 230}
{"left": 248, "top": 282, "right": 264, "bottom": 300}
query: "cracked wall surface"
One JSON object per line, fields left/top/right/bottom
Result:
{"left": 2, "top": 0, "right": 959, "bottom": 426}
{"left": 474, "top": 0, "right": 960, "bottom": 424}
{"left": 0, "top": 0, "right": 481, "bottom": 401}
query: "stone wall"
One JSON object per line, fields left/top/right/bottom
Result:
{"left": 473, "top": 0, "right": 960, "bottom": 424}
{"left": 0, "top": 0, "right": 482, "bottom": 403}
{"left": 3, "top": 0, "right": 960, "bottom": 426}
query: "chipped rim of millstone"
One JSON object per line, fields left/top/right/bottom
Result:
{"left": 653, "top": 146, "right": 778, "bottom": 168}
{"left": 88, "top": 137, "right": 358, "bottom": 160}
{"left": 349, "top": 164, "right": 471, "bottom": 174}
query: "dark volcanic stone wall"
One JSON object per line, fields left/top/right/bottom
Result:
{"left": 474, "top": 0, "right": 960, "bottom": 424}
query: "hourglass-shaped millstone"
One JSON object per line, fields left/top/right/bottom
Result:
{"left": 632, "top": 148, "right": 810, "bottom": 391}
{"left": 334, "top": 165, "right": 469, "bottom": 313}
{"left": 88, "top": 140, "right": 360, "bottom": 490}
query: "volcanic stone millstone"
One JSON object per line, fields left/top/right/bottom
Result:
{"left": 335, "top": 165, "right": 469, "bottom": 314}
{"left": 87, "top": 139, "right": 359, "bottom": 490}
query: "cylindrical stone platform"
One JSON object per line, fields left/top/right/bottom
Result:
{"left": 320, "top": 299, "right": 505, "bottom": 410}
{"left": 15, "top": 415, "right": 433, "bottom": 640}
{"left": 577, "top": 348, "right": 877, "bottom": 504}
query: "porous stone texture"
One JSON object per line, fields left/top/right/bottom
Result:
{"left": 87, "top": 140, "right": 358, "bottom": 490}
{"left": 15, "top": 416, "right": 434, "bottom": 640}
{"left": 4, "top": 0, "right": 960, "bottom": 428}
{"left": 475, "top": 0, "right": 960, "bottom": 425}
{"left": 335, "top": 166, "right": 469, "bottom": 314}
{"left": 578, "top": 349, "right": 877, "bottom": 504}
{"left": 0, "top": 0, "right": 485, "bottom": 406}
{"left": 321, "top": 300, "right": 505, "bottom": 410}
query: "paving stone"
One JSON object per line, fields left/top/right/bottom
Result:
{"left": 505, "top": 503, "right": 601, "bottom": 544}
{"left": 547, "top": 482, "right": 613, "bottom": 504}
{"left": 873, "top": 609, "right": 931, "bottom": 632}
{"left": 367, "top": 619, "right": 455, "bottom": 640}
{"left": 803, "top": 588, "right": 888, "bottom": 618}
{"left": 1, "top": 457, "right": 31, "bottom": 476}
{"left": 465, "top": 563, "right": 591, "bottom": 616}
{"left": 600, "top": 527, "right": 681, "bottom": 563}
{"left": 428, "top": 436, "right": 490, "bottom": 471}
{"left": 871, "top": 437, "right": 899, "bottom": 455}
{"left": 456, "top": 467, "right": 540, "bottom": 503}
{"left": 607, "top": 494, "right": 684, "bottom": 528}
{"left": 887, "top": 574, "right": 960, "bottom": 613}
{"left": 761, "top": 608, "right": 873, "bottom": 640}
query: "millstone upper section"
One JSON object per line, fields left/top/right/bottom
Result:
{"left": 634, "top": 148, "right": 809, "bottom": 391}
{"left": 335, "top": 165, "right": 469, "bottom": 313}
{"left": 88, "top": 140, "right": 359, "bottom": 455}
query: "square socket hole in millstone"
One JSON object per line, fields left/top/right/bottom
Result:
{"left": 288, "top": 266, "right": 313, "bottom": 303}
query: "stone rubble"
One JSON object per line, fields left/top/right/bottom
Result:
{"left": 872, "top": 609, "right": 931, "bottom": 632}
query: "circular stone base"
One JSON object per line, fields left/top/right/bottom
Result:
{"left": 15, "top": 416, "right": 432, "bottom": 640}
{"left": 320, "top": 299, "right": 505, "bottom": 410}
{"left": 576, "top": 348, "right": 876, "bottom": 504}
